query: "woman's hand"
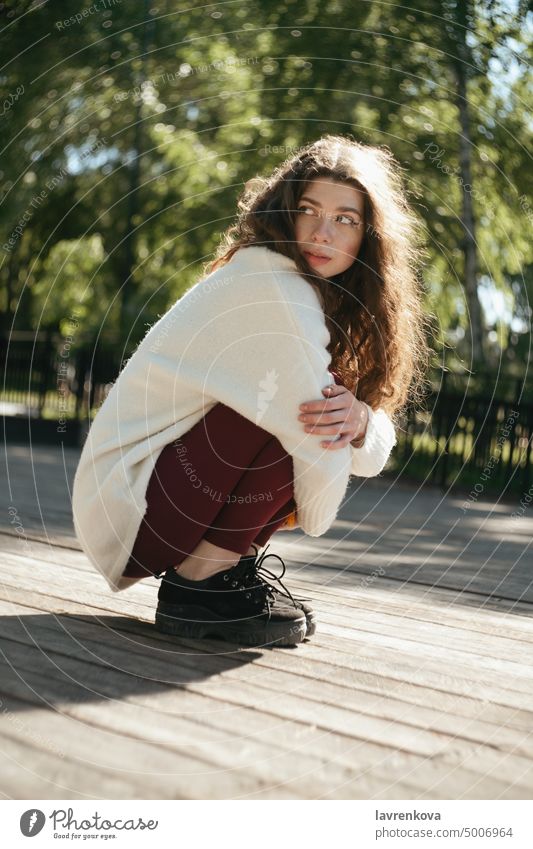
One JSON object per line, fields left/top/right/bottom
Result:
{"left": 298, "top": 383, "right": 369, "bottom": 450}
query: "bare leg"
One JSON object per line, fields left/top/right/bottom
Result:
{"left": 173, "top": 539, "right": 257, "bottom": 581}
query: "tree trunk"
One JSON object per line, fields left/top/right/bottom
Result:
{"left": 118, "top": 114, "right": 142, "bottom": 341}
{"left": 454, "top": 0, "right": 485, "bottom": 365}
{"left": 118, "top": 0, "right": 152, "bottom": 341}
{"left": 1, "top": 239, "right": 18, "bottom": 332}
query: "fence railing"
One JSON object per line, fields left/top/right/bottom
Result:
{"left": 1, "top": 331, "right": 532, "bottom": 493}
{"left": 396, "top": 371, "right": 531, "bottom": 493}
{"left": 2, "top": 330, "right": 126, "bottom": 406}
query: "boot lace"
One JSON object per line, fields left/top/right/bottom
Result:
{"left": 239, "top": 543, "right": 300, "bottom": 611}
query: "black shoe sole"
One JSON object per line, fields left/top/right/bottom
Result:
{"left": 155, "top": 602, "right": 307, "bottom": 647}
{"left": 304, "top": 612, "right": 316, "bottom": 637}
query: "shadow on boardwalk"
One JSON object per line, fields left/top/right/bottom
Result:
{"left": 1, "top": 442, "right": 533, "bottom": 799}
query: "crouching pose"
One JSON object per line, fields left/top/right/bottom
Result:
{"left": 72, "top": 134, "right": 427, "bottom": 647}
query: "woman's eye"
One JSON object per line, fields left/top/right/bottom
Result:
{"left": 337, "top": 214, "right": 358, "bottom": 226}
{"left": 297, "top": 205, "right": 315, "bottom": 216}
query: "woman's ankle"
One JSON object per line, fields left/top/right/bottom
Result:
{"left": 172, "top": 539, "right": 248, "bottom": 581}
{"left": 173, "top": 559, "right": 235, "bottom": 581}
{"left": 171, "top": 539, "right": 260, "bottom": 581}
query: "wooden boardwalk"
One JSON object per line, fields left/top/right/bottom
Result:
{"left": 1, "top": 441, "right": 533, "bottom": 800}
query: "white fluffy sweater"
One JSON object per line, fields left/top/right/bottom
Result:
{"left": 72, "top": 244, "right": 396, "bottom": 591}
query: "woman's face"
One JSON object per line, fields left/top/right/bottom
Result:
{"left": 294, "top": 177, "right": 365, "bottom": 278}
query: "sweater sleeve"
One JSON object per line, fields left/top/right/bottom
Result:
{"left": 175, "top": 246, "right": 353, "bottom": 537}
{"left": 349, "top": 404, "right": 397, "bottom": 477}
{"left": 329, "top": 369, "right": 396, "bottom": 477}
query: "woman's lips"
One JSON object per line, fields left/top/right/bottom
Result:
{"left": 304, "top": 251, "right": 331, "bottom": 266}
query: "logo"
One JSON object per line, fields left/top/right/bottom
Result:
{"left": 20, "top": 809, "right": 46, "bottom": 836}
{"left": 256, "top": 368, "right": 279, "bottom": 424}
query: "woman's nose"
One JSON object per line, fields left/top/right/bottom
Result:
{"left": 312, "top": 215, "right": 334, "bottom": 239}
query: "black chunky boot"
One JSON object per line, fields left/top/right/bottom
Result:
{"left": 155, "top": 555, "right": 306, "bottom": 647}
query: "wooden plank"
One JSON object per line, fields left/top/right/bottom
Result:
{"left": 0, "top": 684, "right": 302, "bottom": 800}
{"left": 0, "top": 654, "right": 425, "bottom": 800}
{"left": 288, "top": 576, "right": 533, "bottom": 640}
{"left": 4, "top": 529, "right": 533, "bottom": 652}
{"left": 2, "top": 627, "right": 530, "bottom": 800}
{"left": 16, "top": 520, "right": 533, "bottom": 618}
{"left": 3, "top": 547, "right": 533, "bottom": 663}
{"left": 2, "top": 443, "right": 533, "bottom": 798}
{"left": 0, "top": 724, "right": 148, "bottom": 799}
{"left": 2, "top": 597, "right": 533, "bottom": 794}
{"left": 4, "top": 561, "right": 533, "bottom": 694}
{"left": 4, "top": 571, "right": 533, "bottom": 710}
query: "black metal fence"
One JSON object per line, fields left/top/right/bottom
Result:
{"left": 1, "top": 330, "right": 121, "bottom": 445}
{"left": 397, "top": 371, "right": 532, "bottom": 494}
{"left": 2, "top": 331, "right": 532, "bottom": 494}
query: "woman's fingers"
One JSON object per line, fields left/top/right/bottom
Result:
{"left": 321, "top": 433, "right": 353, "bottom": 449}
{"left": 299, "top": 384, "right": 350, "bottom": 412}
{"left": 303, "top": 421, "right": 345, "bottom": 434}
{"left": 299, "top": 389, "right": 351, "bottom": 424}
{"left": 299, "top": 402, "right": 352, "bottom": 429}
{"left": 298, "top": 385, "right": 357, "bottom": 445}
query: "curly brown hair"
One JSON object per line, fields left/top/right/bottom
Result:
{"left": 207, "top": 134, "right": 430, "bottom": 418}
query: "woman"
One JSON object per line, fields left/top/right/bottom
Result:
{"left": 72, "top": 134, "right": 428, "bottom": 647}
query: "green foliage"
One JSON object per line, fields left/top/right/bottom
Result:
{"left": 0, "top": 0, "right": 531, "bottom": 368}
{"left": 31, "top": 235, "right": 113, "bottom": 333}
